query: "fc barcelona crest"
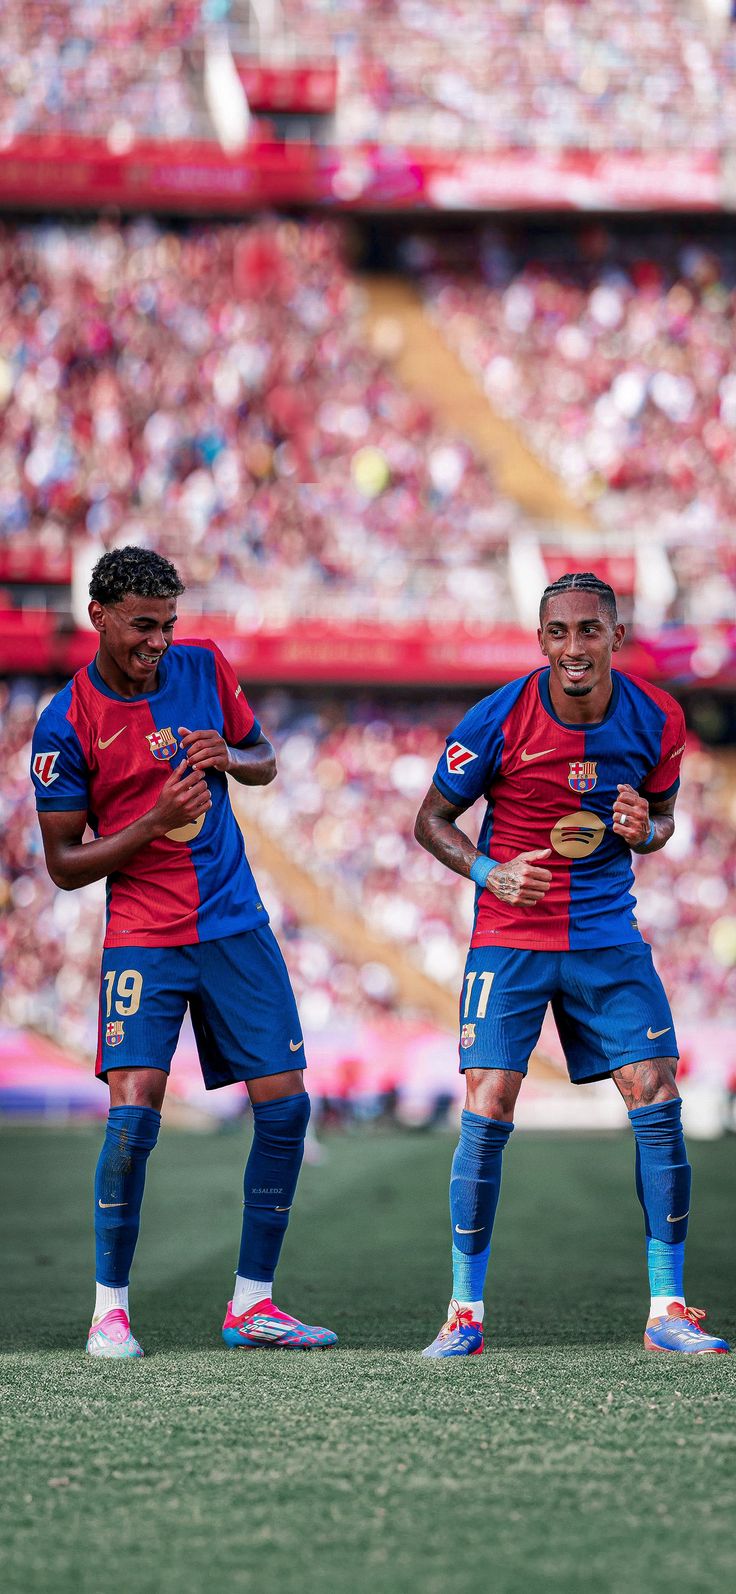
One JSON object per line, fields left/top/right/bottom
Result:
{"left": 146, "top": 727, "right": 178, "bottom": 761}
{"left": 568, "top": 760, "right": 598, "bottom": 793}
{"left": 460, "top": 1023, "right": 476, "bottom": 1049}
{"left": 105, "top": 1021, "right": 125, "bottom": 1048}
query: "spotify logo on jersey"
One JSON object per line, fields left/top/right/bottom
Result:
{"left": 550, "top": 809, "right": 605, "bottom": 859}
{"left": 166, "top": 813, "right": 207, "bottom": 844}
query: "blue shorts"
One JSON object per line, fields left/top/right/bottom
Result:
{"left": 458, "top": 942, "right": 677, "bottom": 1084}
{"left": 95, "top": 926, "right": 305, "bottom": 1089}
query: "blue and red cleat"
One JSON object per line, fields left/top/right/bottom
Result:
{"left": 86, "top": 1308, "right": 144, "bottom": 1360}
{"left": 422, "top": 1301, "right": 484, "bottom": 1359}
{"left": 644, "top": 1302, "right": 730, "bottom": 1354}
{"left": 222, "top": 1298, "right": 337, "bottom": 1351}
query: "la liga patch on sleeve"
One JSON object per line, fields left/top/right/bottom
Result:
{"left": 32, "top": 751, "right": 60, "bottom": 787}
{"left": 446, "top": 741, "right": 478, "bottom": 776}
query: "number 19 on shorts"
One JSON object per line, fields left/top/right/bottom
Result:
{"left": 103, "top": 968, "right": 143, "bottom": 1017}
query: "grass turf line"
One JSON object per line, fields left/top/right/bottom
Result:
{"left": 1, "top": 1126, "right": 733, "bottom": 1594}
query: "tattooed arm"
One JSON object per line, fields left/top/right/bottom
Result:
{"left": 414, "top": 783, "right": 553, "bottom": 907}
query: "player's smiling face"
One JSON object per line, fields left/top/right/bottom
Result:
{"left": 538, "top": 591, "right": 625, "bottom": 720}
{"left": 89, "top": 593, "right": 178, "bottom": 697}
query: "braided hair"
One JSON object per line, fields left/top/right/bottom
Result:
{"left": 539, "top": 571, "right": 617, "bottom": 625}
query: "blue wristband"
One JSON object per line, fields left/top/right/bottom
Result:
{"left": 469, "top": 855, "right": 500, "bottom": 889}
{"left": 645, "top": 819, "right": 655, "bottom": 847}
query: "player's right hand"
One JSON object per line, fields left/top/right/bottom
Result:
{"left": 486, "top": 849, "right": 552, "bottom": 907}
{"left": 150, "top": 758, "right": 212, "bottom": 836}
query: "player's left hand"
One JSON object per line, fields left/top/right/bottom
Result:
{"left": 178, "top": 727, "right": 230, "bottom": 774}
{"left": 612, "top": 783, "right": 650, "bottom": 846}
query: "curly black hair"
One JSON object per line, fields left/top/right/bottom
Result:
{"left": 539, "top": 570, "right": 617, "bottom": 624}
{"left": 89, "top": 546, "right": 185, "bottom": 606}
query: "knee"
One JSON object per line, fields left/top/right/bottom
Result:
{"left": 108, "top": 1069, "right": 167, "bottom": 1112}
{"left": 106, "top": 1104, "right": 161, "bottom": 1152}
{"left": 253, "top": 1090, "right": 311, "bottom": 1141}
{"left": 465, "top": 1069, "right": 522, "bottom": 1124}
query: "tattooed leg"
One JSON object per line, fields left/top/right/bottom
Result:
{"left": 611, "top": 1056, "right": 678, "bottom": 1109}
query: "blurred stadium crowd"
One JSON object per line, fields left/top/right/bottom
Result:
{"left": 412, "top": 224, "right": 736, "bottom": 615}
{"left": 0, "top": 216, "right": 518, "bottom": 626}
{"left": 0, "top": 1, "right": 204, "bottom": 144}
{"left": 2, "top": 213, "right": 736, "bottom": 626}
{"left": 1, "top": 0, "right": 732, "bottom": 154}
{"left": 3, "top": 680, "right": 736, "bottom": 1064}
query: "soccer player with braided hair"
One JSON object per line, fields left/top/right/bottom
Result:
{"left": 31, "top": 546, "right": 336, "bottom": 1358}
{"left": 415, "top": 571, "right": 729, "bottom": 1358}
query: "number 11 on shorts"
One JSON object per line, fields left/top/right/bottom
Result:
{"left": 463, "top": 970, "right": 495, "bottom": 1020}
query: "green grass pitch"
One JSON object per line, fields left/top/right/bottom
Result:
{"left": 1, "top": 1124, "right": 733, "bottom": 1594}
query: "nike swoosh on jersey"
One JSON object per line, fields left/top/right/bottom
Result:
{"left": 667, "top": 1210, "right": 689, "bottom": 1223}
{"left": 98, "top": 1200, "right": 128, "bottom": 1209}
{"left": 520, "top": 747, "right": 556, "bottom": 762}
{"left": 646, "top": 1025, "right": 671, "bottom": 1040}
{"left": 455, "top": 1224, "right": 485, "bottom": 1234}
{"left": 98, "top": 726, "right": 127, "bottom": 750}
{"left": 289, "top": 1039, "right": 304, "bottom": 1052}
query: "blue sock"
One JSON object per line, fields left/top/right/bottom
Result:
{"left": 450, "top": 1110, "right": 514, "bottom": 1304}
{"left": 646, "top": 1238, "right": 685, "bottom": 1301}
{"left": 238, "top": 1093, "right": 311, "bottom": 1284}
{"left": 94, "top": 1105, "right": 161, "bottom": 1287}
{"left": 629, "top": 1098, "right": 690, "bottom": 1304}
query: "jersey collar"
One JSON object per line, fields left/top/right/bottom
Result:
{"left": 88, "top": 653, "right": 171, "bottom": 703}
{"left": 537, "top": 666, "right": 621, "bottom": 729}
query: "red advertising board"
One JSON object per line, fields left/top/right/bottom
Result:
{"left": 0, "top": 135, "right": 722, "bottom": 214}
{"left": 19, "top": 617, "right": 733, "bottom": 687}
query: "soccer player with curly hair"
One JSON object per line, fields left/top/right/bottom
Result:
{"left": 415, "top": 573, "right": 729, "bottom": 1359}
{"left": 31, "top": 546, "right": 336, "bottom": 1358}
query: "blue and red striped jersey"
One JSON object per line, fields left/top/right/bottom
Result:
{"left": 433, "top": 667, "right": 686, "bottom": 952}
{"left": 31, "top": 639, "right": 268, "bottom": 948}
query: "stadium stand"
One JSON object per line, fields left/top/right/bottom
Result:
{"left": 0, "top": 216, "right": 524, "bottom": 627}
{"left": 0, "top": 0, "right": 206, "bottom": 142}
{"left": 315, "top": 0, "right": 725, "bottom": 155}
{"left": 412, "top": 223, "right": 736, "bottom": 618}
{"left": 0, "top": 1, "right": 730, "bottom": 155}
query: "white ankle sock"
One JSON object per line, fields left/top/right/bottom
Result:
{"left": 649, "top": 1294, "right": 685, "bottom": 1321}
{"left": 233, "top": 1276, "right": 273, "bottom": 1315}
{"left": 94, "top": 1283, "right": 129, "bottom": 1321}
{"left": 451, "top": 1298, "right": 484, "bottom": 1324}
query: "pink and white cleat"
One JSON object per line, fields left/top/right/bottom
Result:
{"left": 86, "top": 1308, "right": 144, "bottom": 1360}
{"left": 222, "top": 1298, "right": 337, "bottom": 1351}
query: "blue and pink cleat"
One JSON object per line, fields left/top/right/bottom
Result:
{"left": 86, "top": 1308, "right": 144, "bottom": 1359}
{"left": 222, "top": 1299, "right": 338, "bottom": 1351}
{"left": 422, "top": 1301, "right": 484, "bottom": 1359}
{"left": 644, "top": 1302, "right": 730, "bottom": 1354}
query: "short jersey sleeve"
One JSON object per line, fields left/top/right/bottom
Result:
{"left": 640, "top": 697, "right": 686, "bottom": 802}
{"left": 210, "top": 642, "right": 261, "bottom": 747}
{"left": 433, "top": 693, "right": 507, "bottom": 807}
{"left": 31, "top": 705, "right": 89, "bottom": 812}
